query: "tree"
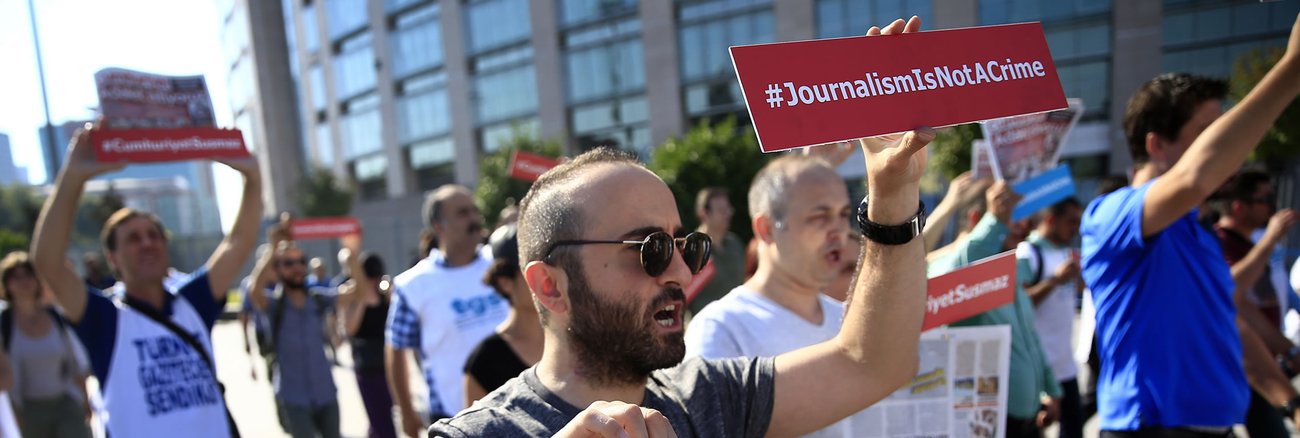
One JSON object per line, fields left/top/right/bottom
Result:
{"left": 299, "top": 166, "right": 355, "bottom": 217}
{"left": 0, "top": 230, "right": 26, "bottom": 257}
{"left": 0, "top": 184, "right": 42, "bottom": 237}
{"left": 474, "top": 129, "right": 563, "bottom": 229}
{"left": 1231, "top": 47, "right": 1300, "bottom": 166}
{"left": 926, "top": 123, "right": 983, "bottom": 182}
{"left": 648, "top": 116, "right": 770, "bottom": 242}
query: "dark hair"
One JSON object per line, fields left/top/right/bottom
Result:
{"left": 1047, "top": 197, "right": 1083, "bottom": 217}
{"left": 101, "top": 208, "right": 168, "bottom": 252}
{"left": 481, "top": 258, "right": 519, "bottom": 301}
{"left": 1123, "top": 73, "right": 1227, "bottom": 165}
{"left": 695, "top": 187, "right": 729, "bottom": 215}
{"left": 1097, "top": 175, "right": 1129, "bottom": 196}
{"left": 360, "top": 252, "right": 385, "bottom": 279}
{"left": 0, "top": 251, "right": 36, "bottom": 301}
{"left": 1218, "top": 170, "right": 1272, "bottom": 203}
{"left": 422, "top": 184, "right": 471, "bottom": 228}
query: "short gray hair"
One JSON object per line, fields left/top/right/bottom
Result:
{"left": 747, "top": 155, "right": 834, "bottom": 222}
{"left": 422, "top": 184, "right": 472, "bottom": 227}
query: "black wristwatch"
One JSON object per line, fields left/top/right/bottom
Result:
{"left": 1280, "top": 395, "right": 1300, "bottom": 418}
{"left": 857, "top": 197, "right": 926, "bottom": 245}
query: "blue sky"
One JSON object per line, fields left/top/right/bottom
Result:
{"left": 0, "top": 0, "right": 241, "bottom": 229}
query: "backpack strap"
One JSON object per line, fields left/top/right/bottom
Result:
{"left": 1028, "top": 241, "right": 1046, "bottom": 286}
{"left": 1, "top": 308, "right": 11, "bottom": 352}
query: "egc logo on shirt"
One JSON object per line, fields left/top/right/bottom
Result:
{"left": 451, "top": 294, "right": 506, "bottom": 328}
{"left": 132, "top": 334, "right": 220, "bottom": 416}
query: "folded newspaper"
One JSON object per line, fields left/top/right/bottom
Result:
{"left": 95, "top": 68, "right": 216, "bottom": 130}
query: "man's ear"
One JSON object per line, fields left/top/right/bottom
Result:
{"left": 524, "top": 260, "right": 568, "bottom": 316}
{"left": 1144, "top": 132, "right": 1164, "bottom": 163}
{"left": 753, "top": 214, "right": 776, "bottom": 243}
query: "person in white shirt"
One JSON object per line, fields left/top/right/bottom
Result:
{"left": 385, "top": 184, "right": 509, "bottom": 437}
{"left": 686, "top": 153, "right": 858, "bottom": 438}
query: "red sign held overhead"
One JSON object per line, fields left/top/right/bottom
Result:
{"left": 922, "top": 251, "right": 1017, "bottom": 331}
{"left": 90, "top": 128, "right": 250, "bottom": 163}
{"left": 684, "top": 260, "right": 718, "bottom": 305}
{"left": 291, "top": 217, "right": 363, "bottom": 241}
{"left": 508, "top": 151, "right": 561, "bottom": 182}
{"left": 729, "top": 22, "right": 1068, "bottom": 153}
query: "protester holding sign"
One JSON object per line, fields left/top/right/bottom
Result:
{"left": 930, "top": 181, "right": 1061, "bottom": 438}
{"left": 430, "top": 19, "right": 933, "bottom": 436}
{"left": 30, "top": 124, "right": 262, "bottom": 438}
{"left": 685, "top": 155, "right": 857, "bottom": 437}
{"left": 247, "top": 221, "right": 341, "bottom": 438}
{"left": 1080, "top": 15, "right": 1300, "bottom": 435}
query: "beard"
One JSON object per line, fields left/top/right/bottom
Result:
{"left": 281, "top": 276, "right": 306, "bottom": 290}
{"left": 563, "top": 259, "right": 686, "bottom": 386}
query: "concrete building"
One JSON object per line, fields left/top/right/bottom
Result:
{"left": 228, "top": 0, "right": 1299, "bottom": 268}
{"left": 37, "top": 121, "right": 82, "bottom": 184}
{"left": 0, "top": 133, "right": 19, "bottom": 185}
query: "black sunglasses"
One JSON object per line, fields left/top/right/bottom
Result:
{"left": 278, "top": 257, "right": 309, "bottom": 267}
{"left": 544, "top": 231, "right": 712, "bottom": 277}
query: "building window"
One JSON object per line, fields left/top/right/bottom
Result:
{"left": 390, "top": 2, "right": 444, "bottom": 79}
{"left": 480, "top": 118, "right": 539, "bottom": 153}
{"left": 473, "top": 65, "right": 538, "bottom": 124}
{"left": 677, "top": 2, "right": 773, "bottom": 117}
{"left": 559, "top": 0, "right": 637, "bottom": 26}
{"left": 465, "top": 0, "right": 532, "bottom": 54}
{"left": 386, "top": 0, "right": 427, "bottom": 13}
{"left": 315, "top": 122, "right": 335, "bottom": 166}
{"left": 678, "top": 0, "right": 769, "bottom": 22}
{"left": 309, "top": 64, "right": 328, "bottom": 112}
{"left": 815, "top": 0, "right": 931, "bottom": 39}
{"left": 302, "top": 2, "right": 321, "bottom": 53}
{"left": 396, "top": 72, "right": 452, "bottom": 144}
{"left": 340, "top": 93, "right": 383, "bottom": 159}
{"left": 326, "top": 0, "right": 370, "bottom": 39}
{"left": 570, "top": 97, "right": 650, "bottom": 156}
{"left": 979, "top": 0, "right": 1110, "bottom": 26}
{"left": 352, "top": 154, "right": 388, "bottom": 200}
{"left": 333, "top": 32, "right": 377, "bottom": 100}
{"left": 565, "top": 21, "right": 644, "bottom": 103}
{"left": 409, "top": 137, "right": 456, "bottom": 190}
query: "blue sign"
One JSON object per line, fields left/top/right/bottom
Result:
{"left": 1011, "top": 164, "right": 1075, "bottom": 221}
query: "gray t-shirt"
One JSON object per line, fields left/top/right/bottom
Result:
{"left": 430, "top": 356, "right": 776, "bottom": 437}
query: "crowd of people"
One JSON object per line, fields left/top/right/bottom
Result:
{"left": 0, "top": 12, "right": 1298, "bottom": 438}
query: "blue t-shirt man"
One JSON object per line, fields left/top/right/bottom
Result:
{"left": 1080, "top": 179, "right": 1248, "bottom": 430}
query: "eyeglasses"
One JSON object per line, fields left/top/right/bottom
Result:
{"left": 544, "top": 231, "right": 711, "bottom": 277}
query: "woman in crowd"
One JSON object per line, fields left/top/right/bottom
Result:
{"left": 337, "top": 245, "right": 397, "bottom": 438}
{"left": 0, "top": 252, "right": 92, "bottom": 438}
{"left": 462, "top": 224, "right": 542, "bottom": 405}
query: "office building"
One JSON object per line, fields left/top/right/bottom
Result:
{"left": 0, "top": 133, "right": 19, "bottom": 185}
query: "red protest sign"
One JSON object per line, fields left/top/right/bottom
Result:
{"left": 509, "top": 151, "right": 561, "bottom": 182}
{"left": 291, "top": 217, "right": 362, "bottom": 240}
{"left": 90, "top": 128, "right": 250, "bottom": 163}
{"left": 922, "top": 251, "right": 1017, "bottom": 331}
{"left": 684, "top": 260, "right": 717, "bottom": 305}
{"left": 730, "top": 22, "right": 1067, "bottom": 153}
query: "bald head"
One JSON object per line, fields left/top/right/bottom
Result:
{"left": 517, "top": 148, "right": 647, "bottom": 267}
{"left": 748, "top": 155, "right": 840, "bottom": 222}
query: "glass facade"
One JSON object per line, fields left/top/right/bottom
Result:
{"left": 979, "top": 0, "right": 1110, "bottom": 25}
{"left": 352, "top": 153, "right": 388, "bottom": 200}
{"left": 1162, "top": 0, "right": 1299, "bottom": 80}
{"left": 309, "top": 64, "right": 328, "bottom": 112}
{"left": 565, "top": 22, "right": 645, "bottom": 103}
{"left": 409, "top": 137, "right": 456, "bottom": 190}
{"left": 480, "top": 118, "right": 540, "bottom": 153}
{"left": 815, "top": 0, "right": 932, "bottom": 39}
{"left": 678, "top": 0, "right": 774, "bottom": 117}
{"left": 334, "top": 32, "right": 377, "bottom": 100}
{"left": 390, "top": 3, "right": 444, "bottom": 79}
{"left": 473, "top": 65, "right": 538, "bottom": 124}
{"left": 571, "top": 97, "right": 651, "bottom": 156}
{"left": 465, "top": 0, "right": 532, "bottom": 54}
{"left": 326, "top": 0, "right": 369, "bottom": 39}
{"left": 301, "top": 3, "right": 320, "bottom": 53}
{"left": 396, "top": 72, "right": 452, "bottom": 144}
{"left": 315, "top": 122, "right": 335, "bottom": 166}
{"left": 340, "top": 93, "right": 383, "bottom": 159}
{"left": 560, "top": 0, "right": 638, "bottom": 26}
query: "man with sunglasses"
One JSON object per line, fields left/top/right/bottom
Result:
{"left": 386, "top": 184, "right": 508, "bottom": 437}
{"left": 1211, "top": 171, "right": 1300, "bottom": 435}
{"left": 431, "top": 19, "right": 932, "bottom": 436}
{"left": 684, "top": 155, "right": 859, "bottom": 437}
{"left": 247, "top": 222, "right": 341, "bottom": 438}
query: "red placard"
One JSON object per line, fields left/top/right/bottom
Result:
{"left": 291, "top": 217, "right": 362, "bottom": 240}
{"left": 730, "top": 22, "right": 1067, "bottom": 153}
{"left": 508, "top": 151, "right": 560, "bottom": 182}
{"left": 684, "top": 260, "right": 717, "bottom": 305}
{"left": 90, "top": 128, "right": 250, "bottom": 163}
{"left": 922, "top": 251, "right": 1017, "bottom": 331}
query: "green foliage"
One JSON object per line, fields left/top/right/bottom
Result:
{"left": 299, "top": 166, "right": 355, "bottom": 217}
{"left": 1231, "top": 47, "right": 1300, "bottom": 166}
{"left": 474, "top": 129, "right": 564, "bottom": 229}
{"left": 648, "top": 117, "right": 771, "bottom": 241}
{"left": 0, "top": 184, "right": 42, "bottom": 236}
{"left": 0, "top": 229, "right": 28, "bottom": 256}
{"left": 926, "top": 123, "right": 984, "bottom": 181}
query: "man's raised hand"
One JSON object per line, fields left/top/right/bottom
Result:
{"left": 555, "top": 401, "right": 678, "bottom": 438}
{"left": 65, "top": 124, "right": 126, "bottom": 180}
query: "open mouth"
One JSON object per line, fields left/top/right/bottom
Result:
{"left": 652, "top": 302, "right": 683, "bottom": 330}
{"left": 825, "top": 248, "right": 843, "bottom": 265}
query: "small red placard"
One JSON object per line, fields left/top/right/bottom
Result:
{"left": 291, "top": 217, "right": 363, "bottom": 240}
{"left": 730, "top": 22, "right": 1067, "bottom": 153}
{"left": 89, "top": 128, "right": 250, "bottom": 163}
{"left": 922, "top": 251, "right": 1017, "bottom": 331}
{"left": 508, "top": 151, "right": 560, "bottom": 182}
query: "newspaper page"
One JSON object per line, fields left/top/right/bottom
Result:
{"left": 95, "top": 67, "right": 216, "bottom": 130}
{"left": 848, "top": 325, "right": 1012, "bottom": 438}
{"left": 970, "top": 140, "right": 996, "bottom": 180}
{"left": 980, "top": 99, "right": 1084, "bottom": 183}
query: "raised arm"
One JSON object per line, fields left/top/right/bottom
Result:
{"left": 205, "top": 156, "right": 264, "bottom": 298}
{"left": 923, "top": 172, "right": 991, "bottom": 251}
{"left": 248, "top": 222, "right": 289, "bottom": 312}
{"left": 31, "top": 125, "right": 125, "bottom": 323}
{"left": 1142, "top": 15, "right": 1300, "bottom": 237}
{"left": 767, "top": 19, "right": 932, "bottom": 435}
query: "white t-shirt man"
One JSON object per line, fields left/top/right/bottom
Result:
{"left": 1016, "top": 235, "right": 1078, "bottom": 382}
{"left": 685, "top": 286, "right": 850, "bottom": 438}
{"left": 387, "top": 248, "right": 509, "bottom": 418}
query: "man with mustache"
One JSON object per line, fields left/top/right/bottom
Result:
{"left": 430, "top": 18, "right": 931, "bottom": 436}
{"left": 684, "top": 154, "right": 858, "bottom": 437}
{"left": 386, "top": 184, "right": 508, "bottom": 437}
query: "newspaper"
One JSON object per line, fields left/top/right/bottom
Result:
{"left": 95, "top": 67, "right": 216, "bottom": 130}
{"left": 980, "top": 99, "right": 1084, "bottom": 183}
{"left": 848, "top": 325, "right": 1011, "bottom": 438}
{"left": 970, "top": 140, "right": 996, "bottom": 180}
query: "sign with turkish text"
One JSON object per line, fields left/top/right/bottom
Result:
{"left": 509, "top": 151, "right": 561, "bottom": 182}
{"left": 291, "top": 217, "right": 363, "bottom": 240}
{"left": 1011, "top": 164, "right": 1076, "bottom": 221}
{"left": 90, "top": 128, "right": 249, "bottom": 163}
{"left": 982, "top": 98, "right": 1084, "bottom": 183}
{"left": 92, "top": 68, "right": 248, "bottom": 163}
{"left": 730, "top": 22, "right": 1067, "bottom": 153}
{"left": 923, "top": 251, "right": 1017, "bottom": 331}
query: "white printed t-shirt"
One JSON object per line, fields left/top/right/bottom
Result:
{"left": 1016, "top": 235, "right": 1079, "bottom": 381}
{"left": 685, "top": 286, "right": 849, "bottom": 438}
{"left": 388, "top": 249, "right": 508, "bottom": 418}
